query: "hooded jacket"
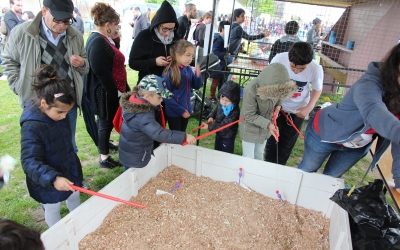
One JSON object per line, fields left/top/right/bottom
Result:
{"left": 129, "top": 1, "right": 180, "bottom": 84}
{"left": 317, "top": 62, "right": 400, "bottom": 187}
{"left": 240, "top": 63, "right": 297, "bottom": 144}
{"left": 118, "top": 91, "right": 186, "bottom": 168}
{"left": 208, "top": 81, "right": 241, "bottom": 138}
{"left": 268, "top": 35, "right": 301, "bottom": 62}
{"left": 20, "top": 104, "right": 83, "bottom": 204}
{"left": 2, "top": 12, "right": 89, "bottom": 108}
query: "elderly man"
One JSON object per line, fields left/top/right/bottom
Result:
{"left": 2, "top": 0, "right": 89, "bottom": 152}
{"left": 177, "top": 3, "right": 197, "bottom": 40}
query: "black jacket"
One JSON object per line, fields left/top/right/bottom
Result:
{"left": 210, "top": 33, "right": 228, "bottom": 79}
{"left": 177, "top": 15, "right": 190, "bottom": 39}
{"left": 129, "top": 1, "right": 179, "bottom": 84}
{"left": 20, "top": 104, "right": 83, "bottom": 204}
{"left": 208, "top": 81, "right": 241, "bottom": 138}
{"left": 229, "top": 22, "right": 264, "bottom": 56}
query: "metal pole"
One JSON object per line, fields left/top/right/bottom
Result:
{"left": 196, "top": 0, "right": 218, "bottom": 146}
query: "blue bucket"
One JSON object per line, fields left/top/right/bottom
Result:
{"left": 240, "top": 87, "right": 244, "bottom": 98}
{"left": 330, "top": 31, "right": 337, "bottom": 37}
{"left": 329, "top": 37, "right": 336, "bottom": 44}
{"left": 346, "top": 40, "right": 355, "bottom": 50}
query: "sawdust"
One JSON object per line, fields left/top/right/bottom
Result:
{"left": 79, "top": 166, "right": 330, "bottom": 250}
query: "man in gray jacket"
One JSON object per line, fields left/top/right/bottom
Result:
{"left": 132, "top": 7, "right": 147, "bottom": 39}
{"left": 2, "top": 0, "right": 89, "bottom": 152}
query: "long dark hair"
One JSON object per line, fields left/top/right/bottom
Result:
{"left": 32, "top": 65, "right": 76, "bottom": 108}
{"left": 380, "top": 44, "right": 400, "bottom": 114}
{"left": 163, "top": 40, "right": 195, "bottom": 89}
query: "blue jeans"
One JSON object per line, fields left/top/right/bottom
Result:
{"left": 67, "top": 105, "right": 78, "bottom": 153}
{"left": 298, "top": 116, "right": 371, "bottom": 177}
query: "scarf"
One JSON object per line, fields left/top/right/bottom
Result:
{"left": 154, "top": 27, "right": 174, "bottom": 45}
{"left": 222, "top": 104, "right": 234, "bottom": 116}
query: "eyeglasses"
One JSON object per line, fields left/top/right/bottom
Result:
{"left": 47, "top": 9, "right": 73, "bottom": 25}
{"left": 160, "top": 26, "right": 175, "bottom": 33}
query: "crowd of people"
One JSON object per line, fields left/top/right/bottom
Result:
{"left": 0, "top": 0, "right": 400, "bottom": 247}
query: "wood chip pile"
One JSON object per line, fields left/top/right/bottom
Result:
{"left": 79, "top": 166, "right": 330, "bottom": 249}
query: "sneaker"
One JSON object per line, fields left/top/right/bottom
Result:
{"left": 109, "top": 141, "right": 118, "bottom": 151}
{"left": 99, "top": 156, "right": 122, "bottom": 169}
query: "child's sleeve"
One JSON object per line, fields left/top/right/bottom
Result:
{"left": 140, "top": 113, "right": 186, "bottom": 144}
{"left": 21, "top": 125, "right": 61, "bottom": 188}
{"left": 241, "top": 87, "right": 271, "bottom": 130}
{"left": 190, "top": 69, "right": 203, "bottom": 90}
{"left": 208, "top": 108, "right": 240, "bottom": 131}
{"left": 208, "top": 107, "right": 217, "bottom": 119}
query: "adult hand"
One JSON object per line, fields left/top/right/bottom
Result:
{"left": 268, "top": 123, "right": 279, "bottom": 141}
{"left": 70, "top": 55, "right": 85, "bottom": 68}
{"left": 195, "top": 64, "right": 201, "bottom": 77}
{"left": 156, "top": 56, "right": 170, "bottom": 67}
{"left": 208, "top": 117, "right": 214, "bottom": 123}
{"left": 272, "top": 105, "right": 281, "bottom": 118}
{"left": 53, "top": 176, "right": 75, "bottom": 192}
{"left": 186, "top": 134, "right": 197, "bottom": 145}
{"left": 182, "top": 111, "right": 191, "bottom": 118}
{"left": 295, "top": 106, "right": 313, "bottom": 119}
{"left": 200, "top": 123, "right": 208, "bottom": 130}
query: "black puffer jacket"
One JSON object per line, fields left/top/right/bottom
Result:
{"left": 119, "top": 91, "right": 186, "bottom": 168}
{"left": 208, "top": 81, "right": 241, "bottom": 138}
{"left": 129, "top": 1, "right": 180, "bottom": 84}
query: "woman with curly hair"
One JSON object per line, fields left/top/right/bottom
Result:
{"left": 298, "top": 43, "right": 400, "bottom": 193}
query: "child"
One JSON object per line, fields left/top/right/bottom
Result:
{"left": 163, "top": 40, "right": 202, "bottom": 132}
{"left": 265, "top": 42, "right": 323, "bottom": 165}
{"left": 119, "top": 75, "right": 196, "bottom": 170}
{"left": 240, "top": 63, "right": 297, "bottom": 160}
{"left": 20, "top": 65, "right": 83, "bottom": 227}
{"left": 210, "top": 20, "right": 230, "bottom": 101}
{"left": 201, "top": 81, "right": 240, "bottom": 153}
{"left": 0, "top": 219, "right": 44, "bottom": 250}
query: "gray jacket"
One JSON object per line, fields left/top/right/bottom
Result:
{"left": 318, "top": 62, "right": 400, "bottom": 187}
{"left": 240, "top": 64, "right": 297, "bottom": 144}
{"left": 2, "top": 12, "right": 89, "bottom": 107}
{"left": 133, "top": 14, "right": 148, "bottom": 39}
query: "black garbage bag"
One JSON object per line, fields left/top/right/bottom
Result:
{"left": 330, "top": 179, "right": 400, "bottom": 250}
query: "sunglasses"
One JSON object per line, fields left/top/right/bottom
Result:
{"left": 47, "top": 8, "right": 73, "bottom": 25}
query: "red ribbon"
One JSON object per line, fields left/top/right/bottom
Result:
{"left": 280, "top": 110, "right": 305, "bottom": 140}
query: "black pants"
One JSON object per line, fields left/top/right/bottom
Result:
{"left": 265, "top": 112, "right": 304, "bottom": 165}
{"left": 97, "top": 106, "right": 119, "bottom": 155}
{"left": 167, "top": 116, "right": 189, "bottom": 132}
{"left": 215, "top": 134, "right": 235, "bottom": 153}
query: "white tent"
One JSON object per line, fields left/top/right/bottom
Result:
{"left": 189, "top": 0, "right": 249, "bottom": 14}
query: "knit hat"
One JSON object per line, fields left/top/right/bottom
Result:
{"left": 138, "top": 75, "right": 173, "bottom": 99}
{"left": 256, "top": 63, "right": 297, "bottom": 100}
{"left": 150, "top": 1, "right": 178, "bottom": 30}
{"left": 43, "top": 0, "right": 76, "bottom": 22}
{"left": 313, "top": 17, "right": 322, "bottom": 24}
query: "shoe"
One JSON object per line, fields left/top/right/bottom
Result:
{"left": 109, "top": 141, "right": 118, "bottom": 151}
{"left": 210, "top": 98, "right": 217, "bottom": 103}
{"left": 99, "top": 156, "right": 122, "bottom": 169}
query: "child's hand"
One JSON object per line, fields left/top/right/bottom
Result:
{"left": 200, "top": 123, "right": 208, "bottom": 130}
{"left": 53, "top": 176, "right": 75, "bottom": 192}
{"left": 182, "top": 111, "right": 191, "bottom": 118}
{"left": 268, "top": 123, "right": 279, "bottom": 141}
{"left": 208, "top": 117, "right": 214, "bottom": 123}
{"left": 186, "top": 134, "right": 197, "bottom": 144}
{"left": 195, "top": 64, "right": 201, "bottom": 77}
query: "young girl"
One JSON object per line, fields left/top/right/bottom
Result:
{"left": 20, "top": 65, "right": 83, "bottom": 227}
{"left": 163, "top": 40, "right": 203, "bottom": 132}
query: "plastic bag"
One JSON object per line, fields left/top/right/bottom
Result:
{"left": 330, "top": 179, "right": 400, "bottom": 249}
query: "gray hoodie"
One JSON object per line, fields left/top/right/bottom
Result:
{"left": 318, "top": 62, "right": 400, "bottom": 187}
{"left": 240, "top": 63, "right": 297, "bottom": 144}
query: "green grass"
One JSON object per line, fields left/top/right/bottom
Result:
{"left": 0, "top": 61, "right": 393, "bottom": 233}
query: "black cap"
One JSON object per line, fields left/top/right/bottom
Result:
{"left": 43, "top": 0, "right": 75, "bottom": 21}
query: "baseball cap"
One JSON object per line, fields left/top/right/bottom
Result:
{"left": 43, "top": 0, "right": 76, "bottom": 21}
{"left": 138, "top": 75, "right": 173, "bottom": 99}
